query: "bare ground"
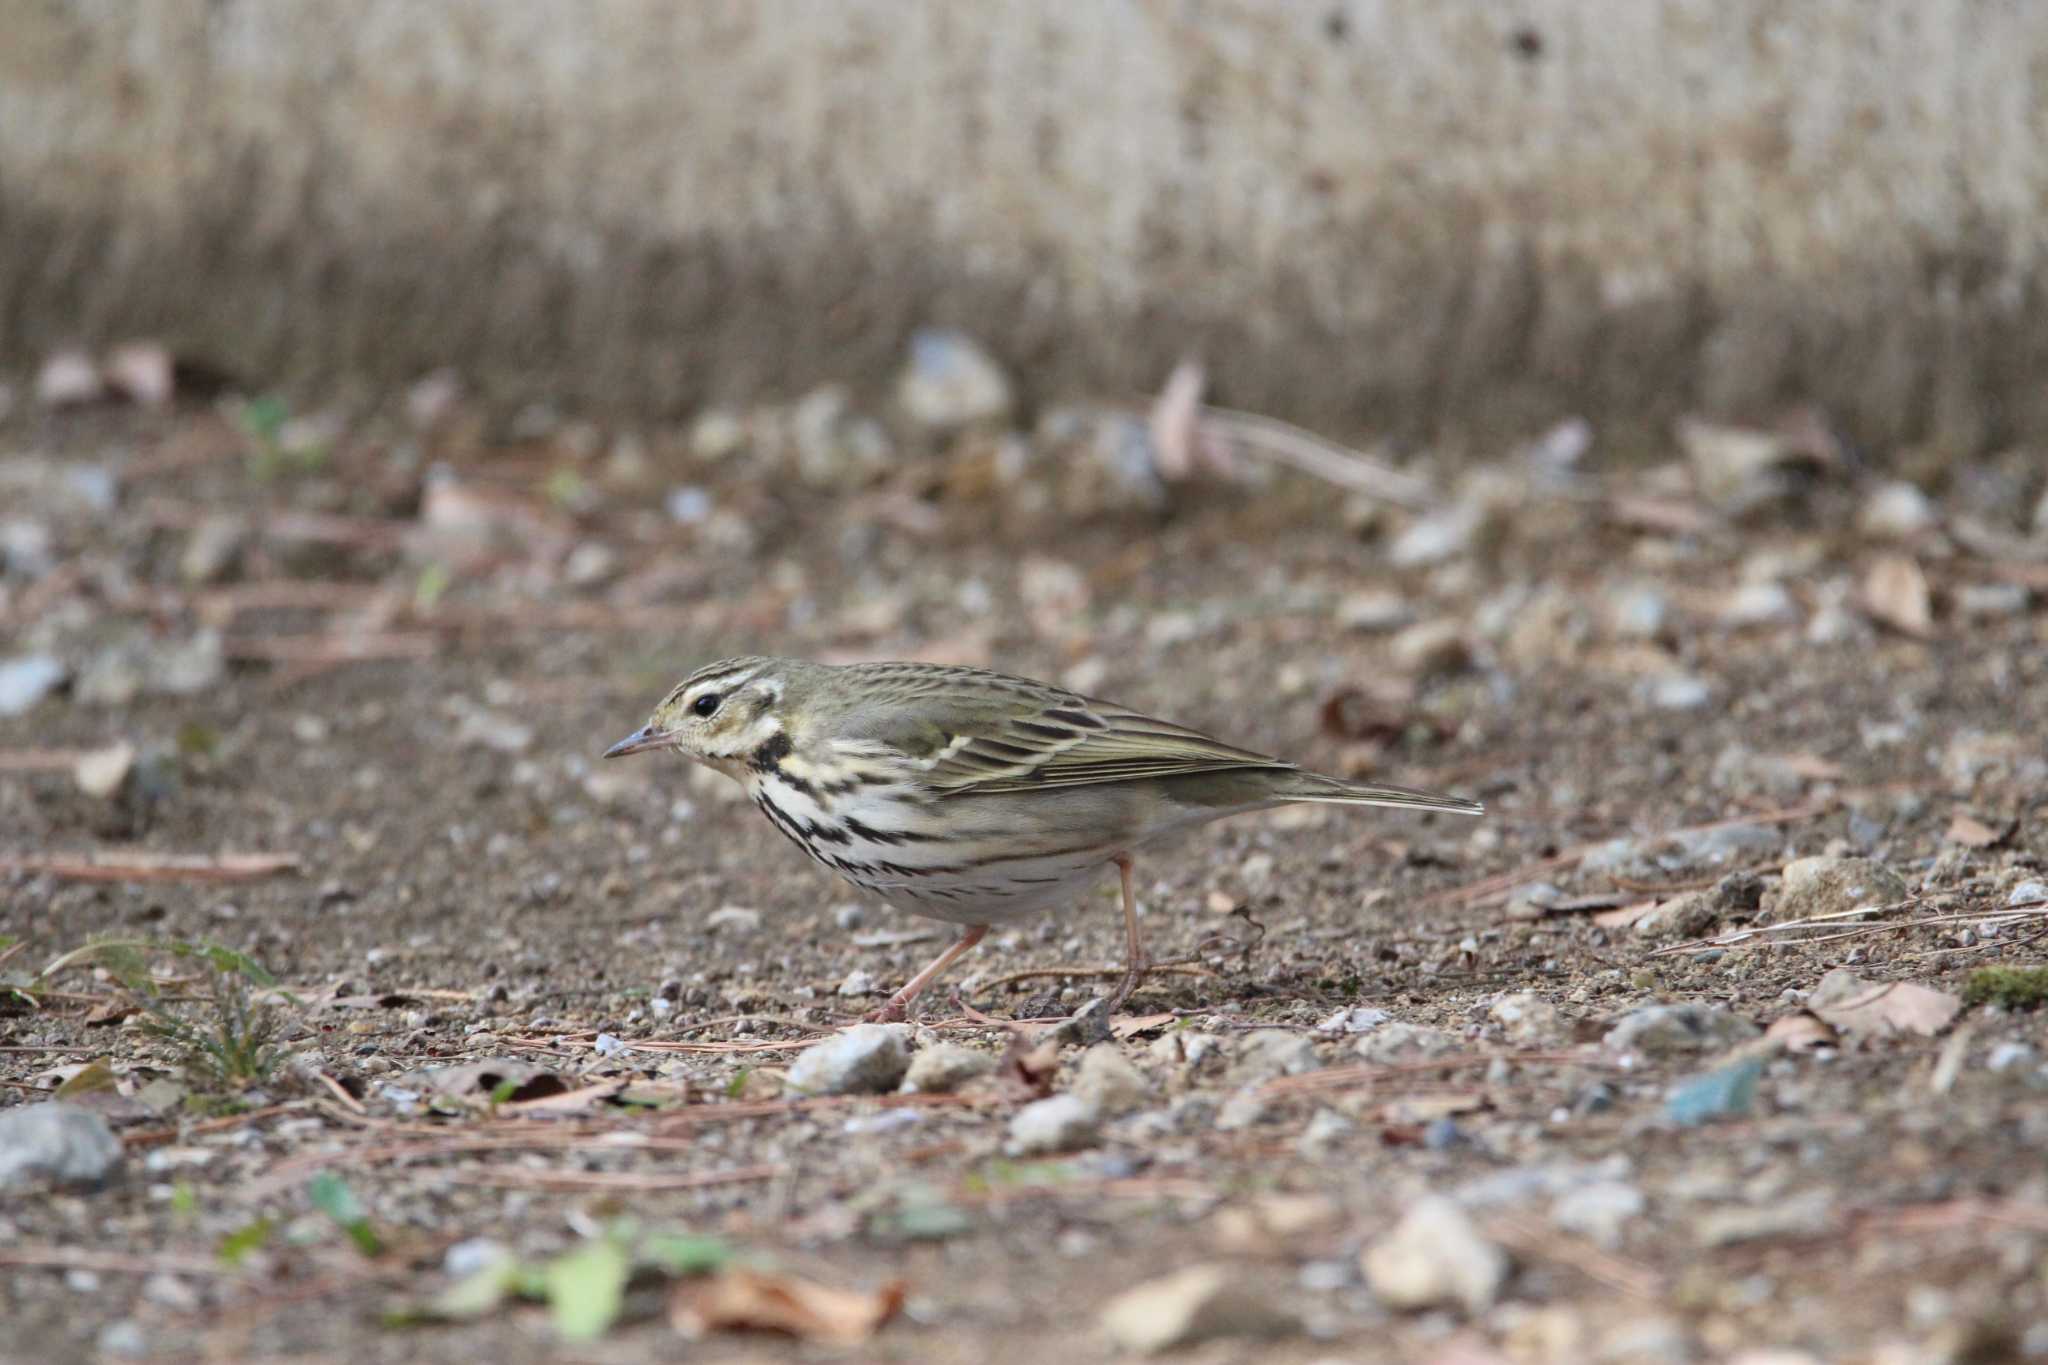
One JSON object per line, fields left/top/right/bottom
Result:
{"left": 3, "top": 395, "right": 2046, "bottom": 1364}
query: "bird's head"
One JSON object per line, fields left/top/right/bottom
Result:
{"left": 603, "top": 656, "right": 792, "bottom": 771}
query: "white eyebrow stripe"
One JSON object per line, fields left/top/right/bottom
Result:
{"left": 681, "top": 666, "right": 760, "bottom": 697}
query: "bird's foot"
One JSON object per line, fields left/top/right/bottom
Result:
{"left": 863, "top": 997, "right": 913, "bottom": 1025}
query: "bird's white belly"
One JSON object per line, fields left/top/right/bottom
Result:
{"left": 744, "top": 772, "right": 1122, "bottom": 927}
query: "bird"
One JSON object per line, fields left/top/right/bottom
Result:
{"left": 604, "top": 657, "right": 1483, "bottom": 1020}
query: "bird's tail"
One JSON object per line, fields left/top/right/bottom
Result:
{"left": 1279, "top": 771, "right": 1484, "bottom": 816}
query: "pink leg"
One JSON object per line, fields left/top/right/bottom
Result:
{"left": 867, "top": 924, "right": 989, "bottom": 1023}
{"left": 1107, "top": 853, "right": 1149, "bottom": 1011}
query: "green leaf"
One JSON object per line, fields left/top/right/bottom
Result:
{"left": 308, "top": 1172, "right": 383, "bottom": 1256}
{"left": 53, "top": 1058, "right": 117, "bottom": 1098}
{"left": 239, "top": 394, "right": 290, "bottom": 443}
{"left": 414, "top": 562, "right": 451, "bottom": 612}
{"left": 544, "top": 1239, "right": 630, "bottom": 1342}
{"left": 175, "top": 721, "right": 222, "bottom": 759}
{"left": 638, "top": 1233, "right": 729, "bottom": 1277}
{"left": 217, "top": 1217, "right": 274, "bottom": 1266}
{"left": 488, "top": 1077, "right": 520, "bottom": 1108}
{"left": 170, "top": 1182, "right": 199, "bottom": 1218}
{"left": 433, "top": 1258, "right": 524, "bottom": 1319}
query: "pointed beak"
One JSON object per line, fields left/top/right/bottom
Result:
{"left": 603, "top": 725, "right": 671, "bottom": 760}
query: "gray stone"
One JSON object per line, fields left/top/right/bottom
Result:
{"left": 0, "top": 655, "right": 67, "bottom": 716}
{"left": 1336, "top": 588, "right": 1415, "bottom": 633}
{"left": 0, "top": 519, "right": 55, "bottom": 578}
{"left": 1632, "top": 890, "right": 1722, "bottom": 940}
{"left": 1214, "top": 1088, "right": 1272, "bottom": 1131}
{"left": 96, "top": 1322, "right": 149, "bottom": 1358}
{"left": 1955, "top": 582, "right": 2030, "bottom": 618}
{"left": 1695, "top": 1191, "right": 1836, "bottom": 1247}
{"left": 1049, "top": 994, "right": 1113, "bottom": 1047}
{"left": 784, "top": 1024, "right": 912, "bottom": 1096}
{"left": 1354, "top": 1021, "right": 1461, "bottom": 1063}
{"left": 1230, "top": 1029, "right": 1321, "bottom": 1082}
{"left": 1005, "top": 1093, "right": 1099, "bottom": 1156}
{"left": 1361, "top": 1196, "right": 1509, "bottom": 1315}
{"left": 1490, "top": 990, "right": 1566, "bottom": 1044}
{"left": 1859, "top": 481, "right": 1939, "bottom": 538}
{"left": 1604, "top": 1002, "right": 1760, "bottom": 1058}
{"left": 896, "top": 328, "right": 1012, "bottom": 432}
{"left": 1606, "top": 583, "right": 1672, "bottom": 640}
{"left": 1642, "top": 673, "right": 1713, "bottom": 711}
{"left": 1387, "top": 502, "right": 1484, "bottom": 567}
{"left": 2010, "top": 881, "right": 2048, "bottom": 908}
{"left": 1772, "top": 855, "right": 1909, "bottom": 922}
{"left": 1389, "top": 618, "right": 1471, "bottom": 675}
{"left": 73, "top": 741, "right": 137, "bottom": 800}
{"left": 179, "top": 514, "right": 249, "bottom": 584}
{"left": 790, "top": 383, "right": 894, "bottom": 488}
{"left": 561, "top": 539, "right": 620, "bottom": 588}
{"left": 1720, "top": 581, "right": 1798, "bottom": 627}
{"left": 898, "top": 1042, "right": 994, "bottom": 1094}
{"left": 1099, "top": 1263, "right": 1299, "bottom": 1355}
{"left": 0, "top": 1102, "right": 125, "bottom": 1189}
{"left": 1551, "top": 1181, "right": 1646, "bottom": 1249}
{"left": 1072, "top": 1044, "right": 1151, "bottom": 1116}
{"left": 1582, "top": 824, "right": 1780, "bottom": 882}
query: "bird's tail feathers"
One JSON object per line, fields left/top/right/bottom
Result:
{"left": 1282, "top": 772, "right": 1484, "bottom": 815}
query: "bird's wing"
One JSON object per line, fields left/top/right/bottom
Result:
{"left": 833, "top": 674, "right": 1291, "bottom": 796}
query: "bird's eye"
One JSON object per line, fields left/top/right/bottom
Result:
{"left": 692, "top": 692, "right": 722, "bottom": 717}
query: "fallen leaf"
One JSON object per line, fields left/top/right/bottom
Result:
{"left": 1148, "top": 358, "right": 1206, "bottom": 480}
{"left": 1772, "top": 752, "right": 1845, "bottom": 781}
{"left": 546, "top": 1239, "right": 630, "bottom": 1342}
{"left": 1944, "top": 813, "right": 2006, "bottom": 848}
{"left": 1112, "top": 1012, "right": 1178, "bottom": 1041}
{"left": 670, "top": 1268, "right": 904, "bottom": 1344}
{"left": 998, "top": 1032, "right": 1061, "bottom": 1101}
{"left": 52, "top": 1058, "right": 117, "bottom": 1098}
{"left": 497, "top": 1080, "right": 628, "bottom": 1116}
{"left": 1862, "top": 555, "right": 1934, "bottom": 637}
{"left": 1808, "top": 969, "right": 1961, "bottom": 1038}
{"left": 105, "top": 342, "right": 175, "bottom": 407}
{"left": 1759, "top": 1011, "right": 1837, "bottom": 1054}
{"left": 400, "top": 1058, "right": 568, "bottom": 1106}
{"left": 1593, "top": 900, "right": 1661, "bottom": 930}
{"left": 84, "top": 998, "right": 137, "bottom": 1025}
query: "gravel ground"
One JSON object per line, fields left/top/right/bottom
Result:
{"left": 3, "top": 359, "right": 2046, "bottom": 1364}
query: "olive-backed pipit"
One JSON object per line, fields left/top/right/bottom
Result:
{"left": 606, "top": 657, "right": 1482, "bottom": 1018}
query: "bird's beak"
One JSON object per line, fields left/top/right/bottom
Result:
{"left": 602, "top": 725, "right": 671, "bottom": 759}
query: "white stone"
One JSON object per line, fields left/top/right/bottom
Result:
{"left": 1005, "top": 1094, "right": 1099, "bottom": 1156}
{"left": 1360, "top": 1196, "right": 1508, "bottom": 1315}
{"left": 784, "top": 1024, "right": 911, "bottom": 1096}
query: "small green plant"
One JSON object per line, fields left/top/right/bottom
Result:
{"left": 309, "top": 1172, "right": 384, "bottom": 1256}
{"left": 1963, "top": 965, "right": 2048, "bottom": 1010}
{"left": 234, "top": 394, "right": 327, "bottom": 479}
{"left": 40, "top": 938, "right": 298, "bottom": 1086}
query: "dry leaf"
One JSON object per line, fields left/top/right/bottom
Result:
{"left": 497, "top": 1080, "right": 629, "bottom": 1116}
{"left": 1772, "top": 752, "right": 1845, "bottom": 781}
{"left": 1862, "top": 555, "right": 1934, "bottom": 637}
{"left": 1944, "top": 813, "right": 2006, "bottom": 848}
{"left": 105, "top": 342, "right": 175, "bottom": 407}
{"left": 1380, "top": 1092, "right": 1489, "bottom": 1125}
{"left": 1760, "top": 1011, "right": 1838, "bottom": 1054}
{"left": 1809, "top": 969, "right": 1961, "bottom": 1038}
{"left": 1593, "top": 900, "right": 1661, "bottom": 929}
{"left": 1111, "top": 1012, "right": 1178, "bottom": 1041}
{"left": 1149, "top": 358, "right": 1206, "bottom": 480}
{"left": 670, "top": 1268, "right": 904, "bottom": 1344}
{"left": 998, "top": 1032, "right": 1062, "bottom": 1101}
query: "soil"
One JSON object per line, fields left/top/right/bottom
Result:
{"left": 3, "top": 398, "right": 2045, "bottom": 1364}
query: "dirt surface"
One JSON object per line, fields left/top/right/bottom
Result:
{"left": 3, "top": 387, "right": 2047, "bottom": 1364}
